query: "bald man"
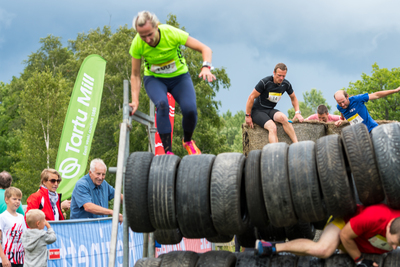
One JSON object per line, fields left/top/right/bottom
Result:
{"left": 334, "top": 87, "right": 400, "bottom": 132}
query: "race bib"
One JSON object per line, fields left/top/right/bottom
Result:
{"left": 150, "top": 60, "right": 177, "bottom": 74}
{"left": 368, "top": 235, "right": 393, "bottom": 251}
{"left": 348, "top": 113, "right": 364, "bottom": 125}
{"left": 268, "top": 92, "right": 282, "bottom": 103}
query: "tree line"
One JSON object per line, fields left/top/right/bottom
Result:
{"left": 1, "top": 14, "right": 399, "bottom": 201}
{"left": 0, "top": 15, "right": 234, "bottom": 199}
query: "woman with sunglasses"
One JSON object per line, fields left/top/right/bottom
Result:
{"left": 26, "top": 169, "right": 71, "bottom": 221}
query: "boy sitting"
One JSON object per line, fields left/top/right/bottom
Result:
{"left": 0, "top": 187, "right": 26, "bottom": 267}
{"left": 22, "top": 209, "right": 56, "bottom": 267}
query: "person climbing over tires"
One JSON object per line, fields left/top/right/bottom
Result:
{"left": 255, "top": 203, "right": 400, "bottom": 267}
{"left": 245, "top": 63, "right": 304, "bottom": 144}
{"left": 129, "top": 11, "right": 216, "bottom": 155}
{"left": 305, "top": 104, "right": 341, "bottom": 122}
{"left": 334, "top": 86, "right": 400, "bottom": 132}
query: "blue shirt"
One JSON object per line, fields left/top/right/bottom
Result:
{"left": 337, "top": 93, "right": 378, "bottom": 132}
{"left": 70, "top": 173, "right": 115, "bottom": 219}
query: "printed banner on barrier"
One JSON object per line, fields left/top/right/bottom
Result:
{"left": 55, "top": 54, "right": 106, "bottom": 200}
{"left": 47, "top": 218, "right": 143, "bottom": 267}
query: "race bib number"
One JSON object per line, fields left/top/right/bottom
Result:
{"left": 268, "top": 92, "right": 282, "bottom": 103}
{"left": 368, "top": 235, "right": 393, "bottom": 251}
{"left": 150, "top": 60, "right": 177, "bottom": 74}
{"left": 348, "top": 113, "right": 363, "bottom": 125}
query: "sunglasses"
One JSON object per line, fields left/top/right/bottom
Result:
{"left": 48, "top": 179, "right": 62, "bottom": 184}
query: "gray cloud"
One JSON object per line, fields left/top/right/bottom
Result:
{"left": 0, "top": 0, "right": 399, "bottom": 115}
{"left": 0, "top": 8, "right": 15, "bottom": 48}
{"left": 0, "top": 8, "right": 14, "bottom": 28}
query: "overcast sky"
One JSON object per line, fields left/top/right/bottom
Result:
{"left": 1, "top": 0, "right": 400, "bottom": 116}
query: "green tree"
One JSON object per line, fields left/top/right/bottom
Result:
{"left": 345, "top": 63, "right": 400, "bottom": 121}
{"left": 303, "top": 89, "right": 332, "bottom": 112}
{"left": 288, "top": 102, "right": 314, "bottom": 119}
{"left": 23, "top": 35, "right": 74, "bottom": 80}
{"left": 0, "top": 35, "right": 75, "bottom": 175}
{"left": 159, "top": 14, "right": 232, "bottom": 156}
{"left": 68, "top": 25, "right": 142, "bottom": 171}
{"left": 11, "top": 70, "right": 71, "bottom": 195}
{"left": 1, "top": 14, "right": 231, "bottom": 196}
{"left": 288, "top": 89, "right": 331, "bottom": 119}
{"left": 0, "top": 81, "right": 20, "bottom": 171}
{"left": 220, "top": 110, "right": 245, "bottom": 152}
{"left": 0, "top": 78, "right": 34, "bottom": 174}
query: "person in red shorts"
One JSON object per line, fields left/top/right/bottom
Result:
{"left": 255, "top": 204, "right": 400, "bottom": 267}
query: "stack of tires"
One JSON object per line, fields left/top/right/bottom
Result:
{"left": 125, "top": 149, "right": 244, "bottom": 244}
{"left": 135, "top": 250, "right": 236, "bottom": 267}
{"left": 125, "top": 122, "right": 400, "bottom": 266}
{"left": 134, "top": 248, "right": 400, "bottom": 266}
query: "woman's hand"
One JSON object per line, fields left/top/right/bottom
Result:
{"left": 61, "top": 200, "right": 71, "bottom": 210}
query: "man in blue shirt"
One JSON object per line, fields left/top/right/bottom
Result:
{"left": 70, "top": 158, "right": 123, "bottom": 221}
{"left": 334, "top": 87, "right": 400, "bottom": 132}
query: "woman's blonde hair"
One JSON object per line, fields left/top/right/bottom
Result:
{"left": 40, "top": 168, "right": 61, "bottom": 185}
{"left": 133, "top": 11, "right": 159, "bottom": 30}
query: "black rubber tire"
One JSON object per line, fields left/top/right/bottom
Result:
{"left": 210, "top": 153, "right": 249, "bottom": 235}
{"left": 323, "top": 254, "right": 354, "bottom": 267}
{"left": 261, "top": 143, "right": 297, "bottom": 227}
{"left": 383, "top": 248, "right": 400, "bottom": 267}
{"left": 154, "top": 228, "right": 183, "bottom": 245}
{"left": 341, "top": 123, "right": 384, "bottom": 206}
{"left": 196, "top": 251, "right": 236, "bottom": 267}
{"left": 148, "top": 154, "right": 181, "bottom": 229}
{"left": 296, "top": 256, "right": 324, "bottom": 267}
{"left": 235, "top": 251, "right": 271, "bottom": 267}
{"left": 285, "top": 220, "right": 316, "bottom": 241}
{"left": 258, "top": 224, "right": 287, "bottom": 242}
{"left": 312, "top": 217, "right": 329, "bottom": 231}
{"left": 236, "top": 223, "right": 257, "bottom": 248}
{"left": 288, "top": 141, "right": 327, "bottom": 222}
{"left": 371, "top": 123, "right": 400, "bottom": 209}
{"left": 270, "top": 254, "right": 298, "bottom": 267}
{"left": 125, "top": 152, "right": 155, "bottom": 233}
{"left": 160, "top": 251, "right": 199, "bottom": 267}
{"left": 316, "top": 135, "right": 357, "bottom": 218}
{"left": 206, "top": 233, "right": 234, "bottom": 243}
{"left": 176, "top": 154, "right": 217, "bottom": 238}
{"left": 245, "top": 150, "right": 269, "bottom": 228}
{"left": 134, "top": 258, "right": 162, "bottom": 267}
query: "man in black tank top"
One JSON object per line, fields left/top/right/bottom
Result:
{"left": 245, "top": 63, "right": 303, "bottom": 143}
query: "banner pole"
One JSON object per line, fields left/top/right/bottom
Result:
{"left": 108, "top": 122, "right": 126, "bottom": 267}
{"left": 148, "top": 100, "right": 156, "bottom": 258}
{"left": 122, "top": 80, "right": 131, "bottom": 267}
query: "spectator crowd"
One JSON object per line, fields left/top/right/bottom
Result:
{"left": 0, "top": 158, "right": 120, "bottom": 266}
